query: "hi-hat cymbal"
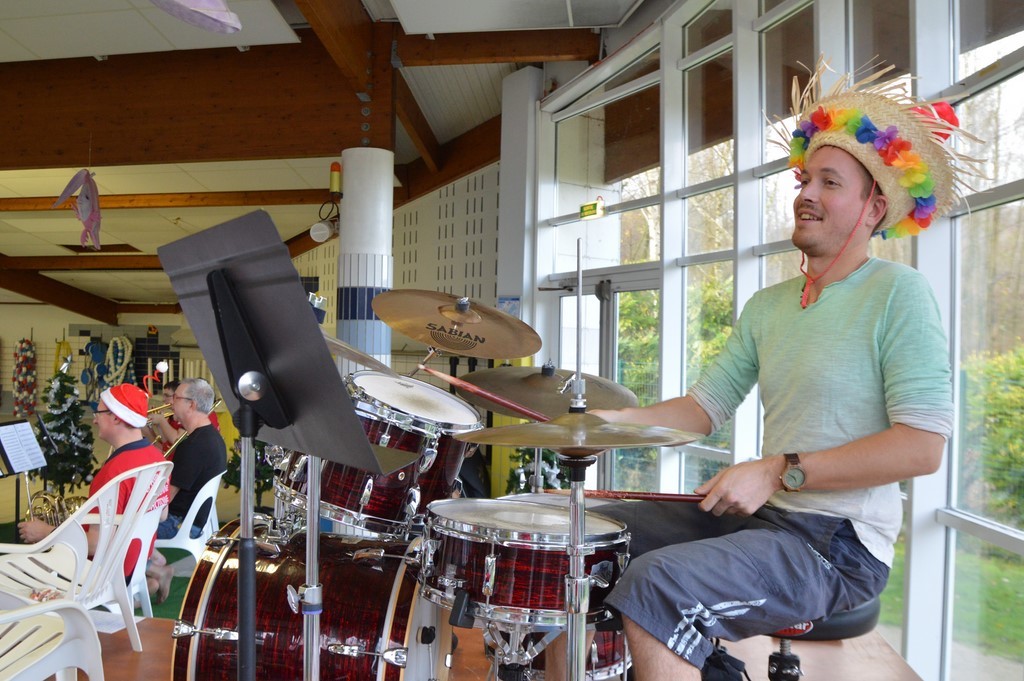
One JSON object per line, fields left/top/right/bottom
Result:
{"left": 320, "top": 329, "right": 397, "bottom": 376}
{"left": 371, "top": 289, "right": 542, "bottom": 359}
{"left": 454, "top": 411, "right": 701, "bottom": 457}
{"left": 456, "top": 365, "right": 638, "bottom": 420}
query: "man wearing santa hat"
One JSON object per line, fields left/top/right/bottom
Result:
{"left": 18, "top": 383, "right": 171, "bottom": 584}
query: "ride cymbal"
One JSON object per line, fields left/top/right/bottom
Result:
{"left": 371, "top": 289, "right": 542, "bottom": 359}
{"left": 320, "top": 329, "right": 397, "bottom": 376}
{"left": 455, "top": 411, "right": 701, "bottom": 457}
{"left": 456, "top": 365, "right": 639, "bottom": 420}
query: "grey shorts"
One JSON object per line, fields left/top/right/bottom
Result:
{"left": 598, "top": 502, "right": 889, "bottom": 670}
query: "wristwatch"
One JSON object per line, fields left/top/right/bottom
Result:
{"left": 780, "top": 453, "right": 806, "bottom": 492}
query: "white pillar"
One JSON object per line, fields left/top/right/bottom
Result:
{"left": 336, "top": 147, "right": 394, "bottom": 374}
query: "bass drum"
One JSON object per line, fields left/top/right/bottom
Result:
{"left": 172, "top": 523, "right": 452, "bottom": 681}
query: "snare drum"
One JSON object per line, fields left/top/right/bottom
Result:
{"left": 421, "top": 498, "right": 630, "bottom": 627}
{"left": 274, "top": 370, "right": 482, "bottom": 537}
{"left": 172, "top": 524, "right": 451, "bottom": 681}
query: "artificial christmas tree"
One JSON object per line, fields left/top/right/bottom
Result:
{"left": 34, "top": 369, "right": 96, "bottom": 497}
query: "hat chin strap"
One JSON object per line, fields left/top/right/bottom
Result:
{"left": 799, "top": 180, "right": 877, "bottom": 309}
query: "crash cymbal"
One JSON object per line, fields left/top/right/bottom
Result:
{"left": 320, "top": 329, "right": 397, "bottom": 376}
{"left": 371, "top": 289, "right": 542, "bottom": 359}
{"left": 454, "top": 411, "right": 701, "bottom": 457}
{"left": 456, "top": 365, "right": 639, "bottom": 420}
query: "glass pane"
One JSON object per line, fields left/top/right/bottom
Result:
{"left": 685, "top": 261, "right": 734, "bottom": 451}
{"left": 560, "top": 293, "right": 600, "bottom": 377}
{"left": 958, "top": 1, "right": 1024, "bottom": 80}
{"left": 685, "top": 0, "right": 732, "bottom": 55}
{"left": 555, "top": 83, "right": 661, "bottom": 217}
{"left": 616, "top": 289, "right": 660, "bottom": 406}
{"left": 609, "top": 288, "right": 661, "bottom": 491}
{"left": 762, "top": 4, "right": 814, "bottom": 162}
{"left": 761, "top": 0, "right": 788, "bottom": 14}
{"left": 763, "top": 250, "right": 801, "bottom": 288}
{"left": 957, "top": 200, "right": 1024, "bottom": 531}
{"left": 950, "top": 534, "right": 1024, "bottom": 678}
{"left": 687, "top": 187, "right": 734, "bottom": 254}
{"left": 867, "top": 234, "right": 911, "bottom": 265}
{"left": 684, "top": 451, "right": 729, "bottom": 490}
{"left": 555, "top": 204, "right": 662, "bottom": 271}
{"left": 878, "top": 528, "right": 907, "bottom": 654}
{"left": 764, "top": 170, "right": 797, "bottom": 243}
{"left": 686, "top": 50, "right": 734, "bottom": 182}
{"left": 852, "top": 0, "right": 911, "bottom": 75}
{"left": 956, "top": 69, "right": 1024, "bottom": 192}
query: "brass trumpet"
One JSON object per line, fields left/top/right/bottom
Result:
{"left": 147, "top": 404, "right": 175, "bottom": 417}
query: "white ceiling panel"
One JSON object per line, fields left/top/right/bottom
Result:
{"left": 403, "top": 63, "right": 514, "bottom": 143}
{"left": 2, "top": 12, "right": 174, "bottom": 61}
{"left": 0, "top": 0, "right": 297, "bottom": 64}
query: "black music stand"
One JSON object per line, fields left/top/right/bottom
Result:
{"left": 158, "top": 210, "right": 411, "bottom": 681}
{"left": 0, "top": 418, "right": 49, "bottom": 543}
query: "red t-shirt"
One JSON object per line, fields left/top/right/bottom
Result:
{"left": 88, "top": 440, "right": 170, "bottom": 577}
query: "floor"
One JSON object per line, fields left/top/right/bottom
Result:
{"left": 91, "top": 616, "right": 923, "bottom": 680}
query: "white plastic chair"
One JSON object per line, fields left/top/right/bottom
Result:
{"left": 0, "top": 460, "right": 172, "bottom": 653}
{"left": 154, "top": 472, "right": 224, "bottom": 563}
{"left": 0, "top": 599, "right": 105, "bottom": 680}
{"left": 99, "top": 502, "right": 164, "bottom": 619}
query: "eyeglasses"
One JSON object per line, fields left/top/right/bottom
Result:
{"left": 172, "top": 395, "right": 194, "bottom": 403}
{"left": 92, "top": 408, "right": 112, "bottom": 416}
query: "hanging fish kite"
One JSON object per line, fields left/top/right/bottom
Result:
{"left": 52, "top": 168, "right": 101, "bottom": 250}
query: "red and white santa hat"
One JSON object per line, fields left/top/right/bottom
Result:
{"left": 100, "top": 383, "right": 150, "bottom": 428}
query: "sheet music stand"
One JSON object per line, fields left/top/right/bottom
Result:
{"left": 0, "top": 418, "right": 49, "bottom": 543}
{"left": 159, "top": 210, "right": 409, "bottom": 681}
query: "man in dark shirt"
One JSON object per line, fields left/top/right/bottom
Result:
{"left": 147, "top": 377, "right": 227, "bottom": 601}
{"left": 157, "top": 377, "right": 227, "bottom": 538}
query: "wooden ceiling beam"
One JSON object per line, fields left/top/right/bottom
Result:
{"left": 396, "top": 73, "right": 442, "bottom": 173}
{"left": 0, "top": 32, "right": 374, "bottom": 170}
{"left": 0, "top": 255, "right": 161, "bottom": 271}
{"left": 0, "top": 189, "right": 328, "bottom": 212}
{"left": 393, "top": 28, "right": 601, "bottom": 67}
{"left": 117, "top": 303, "right": 181, "bottom": 315}
{"left": 395, "top": 115, "right": 502, "bottom": 207}
{"left": 293, "top": 0, "right": 375, "bottom": 101}
{"left": 0, "top": 270, "right": 118, "bottom": 324}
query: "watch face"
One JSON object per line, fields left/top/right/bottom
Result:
{"left": 783, "top": 467, "right": 806, "bottom": 490}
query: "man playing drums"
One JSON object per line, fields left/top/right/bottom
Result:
{"left": 550, "top": 59, "right": 983, "bottom": 680}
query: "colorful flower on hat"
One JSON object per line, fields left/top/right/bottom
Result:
{"left": 789, "top": 103, "right": 950, "bottom": 239}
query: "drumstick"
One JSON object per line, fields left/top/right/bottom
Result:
{"left": 417, "top": 365, "right": 551, "bottom": 422}
{"left": 543, "top": 488, "right": 706, "bottom": 503}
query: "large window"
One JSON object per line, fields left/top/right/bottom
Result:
{"left": 535, "top": 4, "right": 1024, "bottom": 676}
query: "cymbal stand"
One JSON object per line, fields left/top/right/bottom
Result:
{"left": 560, "top": 454, "right": 598, "bottom": 681}
{"left": 561, "top": 236, "right": 595, "bottom": 681}
{"left": 297, "top": 454, "right": 323, "bottom": 681}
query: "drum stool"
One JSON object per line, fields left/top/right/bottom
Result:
{"left": 768, "top": 596, "right": 881, "bottom": 681}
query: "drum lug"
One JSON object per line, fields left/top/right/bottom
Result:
{"left": 352, "top": 547, "right": 386, "bottom": 563}
{"left": 171, "top": 619, "right": 239, "bottom": 641}
{"left": 359, "top": 476, "right": 374, "bottom": 508}
{"left": 482, "top": 553, "right": 497, "bottom": 597}
{"left": 290, "top": 455, "right": 308, "bottom": 483}
{"left": 404, "top": 487, "right": 421, "bottom": 522}
{"left": 326, "top": 642, "right": 408, "bottom": 668}
{"left": 418, "top": 441, "right": 438, "bottom": 473}
{"left": 421, "top": 538, "right": 439, "bottom": 573}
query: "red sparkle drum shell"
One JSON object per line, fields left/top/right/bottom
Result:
{"left": 422, "top": 498, "right": 630, "bottom": 627}
{"left": 274, "top": 371, "right": 481, "bottom": 538}
{"left": 171, "top": 524, "right": 450, "bottom": 681}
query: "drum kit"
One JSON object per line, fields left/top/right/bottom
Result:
{"left": 171, "top": 288, "right": 700, "bottom": 681}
